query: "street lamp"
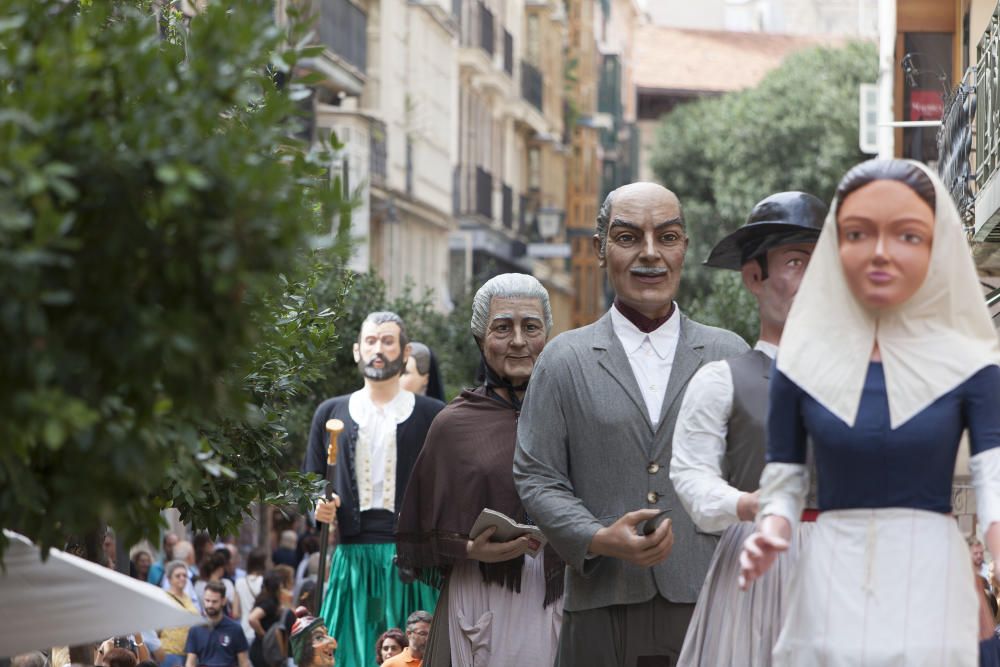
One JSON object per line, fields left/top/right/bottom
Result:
{"left": 536, "top": 207, "right": 564, "bottom": 239}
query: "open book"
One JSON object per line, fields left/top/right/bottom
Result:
{"left": 469, "top": 508, "right": 547, "bottom": 557}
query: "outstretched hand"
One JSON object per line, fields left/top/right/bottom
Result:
{"left": 466, "top": 526, "right": 541, "bottom": 563}
{"left": 589, "top": 509, "right": 674, "bottom": 567}
{"left": 738, "top": 515, "right": 791, "bottom": 589}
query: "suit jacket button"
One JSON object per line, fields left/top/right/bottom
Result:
{"left": 647, "top": 462, "right": 660, "bottom": 474}
{"left": 647, "top": 491, "right": 659, "bottom": 503}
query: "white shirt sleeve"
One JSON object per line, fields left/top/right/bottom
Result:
{"left": 670, "top": 360, "right": 744, "bottom": 534}
{"left": 758, "top": 462, "right": 809, "bottom": 531}
{"left": 971, "top": 447, "right": 1000, "bottom": 530}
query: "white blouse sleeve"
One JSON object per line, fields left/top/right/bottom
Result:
{"left": 971, "top": 448, "right": 1000, "bottom": 531}
{"left": 670, "top": 361, "right": 743, "bottom": 533}
{"left": 757, "top": 462, "right": 809, "bottom": 530}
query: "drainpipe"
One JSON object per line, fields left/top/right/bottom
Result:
{"left": 877, "top": 0, "right": 896, "bottom": 159}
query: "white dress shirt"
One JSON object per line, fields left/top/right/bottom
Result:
{"left": 670, "top": 340, "right": 777, "bottom": 533}
{"left": 349, "top": 387, "right": 415, "bottom": 512}
{"left": 609, "top": 303, "right": 682, "bottom": 428}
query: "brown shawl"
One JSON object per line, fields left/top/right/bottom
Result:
{"left": 395, "top": 386, "right": 564, "bottom": 607}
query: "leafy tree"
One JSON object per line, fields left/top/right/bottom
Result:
{"left": 0, "top": 0, "right": 349, "bottom": 556}
{"left": 651, "top": 41, "right": 877, "bottom": 340}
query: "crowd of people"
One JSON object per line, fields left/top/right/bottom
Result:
{"left": 5, "top": 528, "right": 433, "bottom": 667}
{"left": 9, "top": 158, "right": 1000, "bottom": 667}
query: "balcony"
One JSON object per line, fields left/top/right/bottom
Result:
{"left": 598, "top": 54, "right": 622, "bottom": 120}
{"left": 938, "top": 67, "right": 975, "bottom": 228}
{"left": 316, "top": 0, "right": 367, "bottom": 74}
{"left": 369, "top": 118, "right": 387, "bottom": 186}
{"left": 502, "top": 184, "right": 513, "bottom": 228}
{"left": 476, "top": 166, "right": 493, "bottom": 218}
{"left": 479, "top": 1, "right": 495, "bottom": 57}
{"left": 455, "top": 163, "right": 494, "bottom": 221}
{"left": 503, "top": 29, "right": 514, "bottom": 76}
{"left": 521, "top": 60, "right": 543, "bottom": 112}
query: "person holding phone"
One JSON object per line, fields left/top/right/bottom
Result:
{"left": 514, "top": 182, "right": 749, "bottom": 666}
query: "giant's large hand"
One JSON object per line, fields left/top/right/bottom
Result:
{"left": 314, "top": 495, "right": 341, "bottom": 525}
{"left": 588, "top": 509, "right": 674, "bottom": 567}
{"left": 465, "top": 526, "right": 540, "bottom": 563}
{"left": 738, "top": 514, "right": 791, "bottom": 589}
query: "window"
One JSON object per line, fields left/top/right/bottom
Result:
{"left": 901, "top": 32, "right": 952, "bottom": 165}
{"left": 528, "top": 147, "right": 541, "bottom": 190}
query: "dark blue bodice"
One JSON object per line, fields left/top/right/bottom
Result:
{"left": 767, "top": 363, "right": 1000, "bottom": 513}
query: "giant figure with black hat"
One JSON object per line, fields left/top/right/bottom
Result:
{"left": 669, "top": 192, "right": 825, "bottom": 667}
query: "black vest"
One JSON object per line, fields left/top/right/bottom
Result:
{"left": 723, "top": 350, "right": 771, "bottom": 493}
{"left": 723, "top": 349, "right": 818, "bottom": 505}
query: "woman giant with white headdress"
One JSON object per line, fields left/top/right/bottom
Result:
{"left": 739, "top": 159, "right": 1000, "bottom": 665}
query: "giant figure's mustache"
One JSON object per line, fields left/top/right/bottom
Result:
{"left": 630, "top": 266, "right": 668, "bottom": 277}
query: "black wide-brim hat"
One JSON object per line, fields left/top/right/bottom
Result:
{"left": 704, "top": 191, "right": 828, "bottom": 270}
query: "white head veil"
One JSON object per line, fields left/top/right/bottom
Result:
{"left": 776, "top": 159, "right": 1000, "bottom": 429}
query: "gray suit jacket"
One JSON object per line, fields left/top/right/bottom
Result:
{"left": 513, "top": 310, "right": 749, "bottom": 612}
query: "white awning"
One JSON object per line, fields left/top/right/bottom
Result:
{"left": 0, "top": 531, "right": 204, "bottom": 658}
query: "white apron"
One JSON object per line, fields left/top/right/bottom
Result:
{"left": 774, "top": 508, "right": 978, "bottom": 667}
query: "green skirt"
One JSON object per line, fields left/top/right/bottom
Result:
{"left": 320, "top": 542, "right": 438, "bottom": 667}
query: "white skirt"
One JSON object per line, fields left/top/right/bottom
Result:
{"left": 678, "top": 520, "right": 815, "bottom": 667}
{"left": 447, "top": 552, "right": 563, "bottom": 666}
{"left": 774, "top": 508, "right": 978, "bottom": 667}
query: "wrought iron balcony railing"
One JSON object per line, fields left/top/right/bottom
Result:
{"left": 521, "top": 60, "right": 543, "bottom": 112}
{"left": 369, "top": 117, "right": 387, "bottom": 185}
{"left": 317, "top": 0, "right": 367, "bottom": 74}
{"left": 938, "top": 67, "right": 976, "bottom": 227}
{"left": 479, "top": 1, "right": 495, "bottom": 58}
{"left": 502, "top": 184, "right": 513, "bottom": 228}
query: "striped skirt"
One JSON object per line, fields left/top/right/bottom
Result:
{"left": 678, "top": 520, "right": 814, "bottom": 667}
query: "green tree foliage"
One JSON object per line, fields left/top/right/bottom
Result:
{"left": 651, "top": 41, "right": 877, "bottom": 340}
{"left": 0, "top": 0, "right": 350, "bottom": 555}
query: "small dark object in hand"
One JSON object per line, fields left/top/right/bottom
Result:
{"left": 641, "top": 510, "right": 671, "bottom": 536}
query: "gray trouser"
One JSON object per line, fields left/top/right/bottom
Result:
{"left": 555, "top": 597, "right": 695, "bottom": 667}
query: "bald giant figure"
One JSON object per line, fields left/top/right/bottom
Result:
{"left": 514, "top": 182, "right": 748, "bottom": 666}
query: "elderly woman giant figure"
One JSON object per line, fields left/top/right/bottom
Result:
{"left": 396, "top": 273, "right": 564, "bottom": 666}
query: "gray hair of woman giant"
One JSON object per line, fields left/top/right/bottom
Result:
{"left": 470, "top": 273, "right": 553, "bottom": 341}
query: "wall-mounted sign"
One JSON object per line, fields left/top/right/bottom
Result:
{"left": 909, "top": 89, "right": 944, "bottom": 121}
{"left": 527, "top": 243, "right": 571, "bottom": 258}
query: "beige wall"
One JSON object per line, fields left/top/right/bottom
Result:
{"left": 363, "top": 0, "right": 458, "bottom": 308}
{"left": 375, "top": 0, "right": 457, "bottom": 216}
{"left": 641, "top": 0, "right": 726, "bottom": 30}
{"left": 970, "top": 0, "right": 996, "bottom": 67}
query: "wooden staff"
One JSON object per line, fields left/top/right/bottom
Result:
{"left": 314, "top": 418, "right": 344, "bottom": 616}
